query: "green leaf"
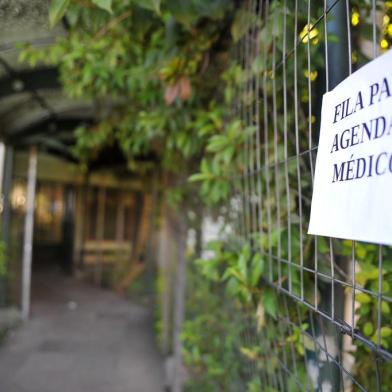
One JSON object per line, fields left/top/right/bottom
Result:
{"left": 92, "top": 0, "right": 113, "bottom": 13}
{"left": 238, "top": 247, "right": 249, "bottom": 281}
{"left": 382, "top": 301, "right": 390, "bottom": 314}
{"left": 363, "top": 322, "right": 373, "bottom": 336}
{"left": 356, "top": 293, "right": 371, "bottom": 304}
{"left": 49, "top": 0, "right": 70, "bottom": 28}
{"left": 231, "top": 9, "right": 256, "bottom": 43}
{"left": 222, "top": 267, "right": 243, "bottom": 283}
{"left": 296, "top": 343, "right": 305, "bottom": 356}
{"left": 359, "top": 303, "right": 370, "bottom": 316}
{"left": 250, "top": 253, "right": 264, "bottom": 287}
{"left": 247, "top": 376, "right": 262, "bottom": 392}
{"left": 188, "top": 171, "right": 215, "bottom": 182}
{"left": 356, "top": 244, "right": 367, "bottom": 259}
{"left": 263, "top": 288, "right": 277, "bottom": 319}
{"left": 132, "top": 0, "right": 161, "bottom": 14}
{"left": 381, "top": 326, "right": 392, "bottom": 338}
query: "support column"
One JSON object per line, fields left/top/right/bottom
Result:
{"left": 115, "top": 196, "right": 125, "bottom": 269}
{"left": 116, "top": 195, "right": 125, "bottom": 243}
{"left": 2, "top": 146, "right": 13, "bottom": 250}
{"left": 95, "top": 187, "right": 106, "bottom": 286}
{"left": 0, "top": 142, "right": 8, "bottom": 307}
{"left": 21, "top": 146, "right": 37, "bottom": 320}
{"left": 145, "top": 171, "right": 159, "bottom": 294}
{"left": 62, "top": 186, "right": 75, "bottom": 275}
{"left": 158, "top": 204, "right": 172, "bottom": 355}
{"left": 171, "top": 211, "right": 187, "bottom": 392}
{"left": 78, "top": 176, "right": 90, "bottom": 272}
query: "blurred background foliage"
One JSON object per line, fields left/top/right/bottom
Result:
{"left": 18, "top": 0, "right": 392, "bottom": 390}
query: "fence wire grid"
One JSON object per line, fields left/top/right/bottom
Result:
{"left": 224, "top": 0, "right": 392, "bottom": 391}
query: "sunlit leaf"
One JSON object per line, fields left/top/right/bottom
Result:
{"left": 49, "top": 0, "right": 70, "bottom": 28}
{"left": 381, "top": 326, "right": 392, "bottom": 338}
{"left": 250, "top": 253, "right": 264, "bottom": 287}
{"left": 363, "top": 322, "right": 373, "bottom": 336}
{"left": 356, "top": 293, "right": 371, "bottom": 304}
{"left": 382, "top": 301, "right": 390, "bottom": 314}
{"left": 263, "top": 288, "right": 277, "bottom": 318}
{"left": 92, "top": 0, "right": 113, "bottom": 13}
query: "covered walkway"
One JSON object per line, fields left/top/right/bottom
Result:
{"left": 0, "top": 272, "right": 164, "bottom": 392}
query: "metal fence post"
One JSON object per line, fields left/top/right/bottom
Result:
{"left": 21, "top": 146, "right": 37, "bottom": 320}
{"left": 326, "top": 0, "right": 350, "bottom": 90}
{"left": 313, "top": 2, "right": 351, "bottom": 390}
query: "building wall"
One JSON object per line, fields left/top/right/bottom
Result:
{"left": 7, "top": 149, "right": 154, "bottom": 294}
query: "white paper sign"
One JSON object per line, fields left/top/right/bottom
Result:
{"left": 308, "top": 49, "right": 392, "bottom": 245}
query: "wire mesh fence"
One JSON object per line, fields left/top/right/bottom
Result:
{"left": 211, "top": 0, "right": 392, "bottom": 391}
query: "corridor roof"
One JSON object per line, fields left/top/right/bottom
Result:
{"left": 0, "top": 0, "right": 95, "bottom": 161}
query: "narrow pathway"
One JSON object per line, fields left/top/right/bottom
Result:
{"left": 0, "top": 272, "right": 164, "bottom": 392}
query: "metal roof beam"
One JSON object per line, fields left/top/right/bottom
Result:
{"left": 0, "top": 67, "right": 60, "bottom": 99}
{"left": 4, "top": 116, "right": 94, "bottom": 145}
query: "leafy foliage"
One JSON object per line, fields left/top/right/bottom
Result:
{"left": 22, "top": 0, "right": 235, "bottom": 183}
{"left": 49, "top": 0, "right": 70, "bottom": 28}
{"left": 19, "top": 0, "right": 392, "bottom": 390}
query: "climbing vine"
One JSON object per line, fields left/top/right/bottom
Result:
{"left": 18, "top": 0, "right": 392, "bottom": 390}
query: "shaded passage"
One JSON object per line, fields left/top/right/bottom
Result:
{"left": 0, "top": 273, "right": 164, "bottom": 392}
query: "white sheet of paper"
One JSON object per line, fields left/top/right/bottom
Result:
{"left": 308, "top": 49, "right": 392, "bottom": 245}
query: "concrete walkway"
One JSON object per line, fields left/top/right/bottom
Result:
{"left": 0, "top": 272, "right": 165, "bottom": 392}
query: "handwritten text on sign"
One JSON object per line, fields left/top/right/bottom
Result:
{"left": 308, "top": 49, "right": 392, "bottom": 245}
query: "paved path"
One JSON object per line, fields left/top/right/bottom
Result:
{"left": 0, "top": 273, "right": 165, "bottom": 392}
